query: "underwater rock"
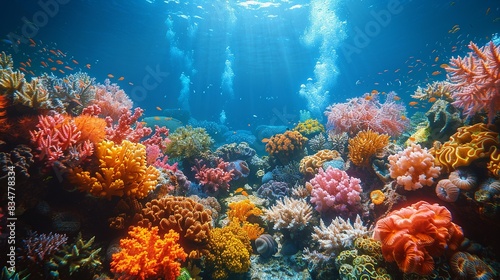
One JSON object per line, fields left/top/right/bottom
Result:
{"left": 142, "top": 116, "right": 183, "bottom": 132}
{"left": 425, "top": 99, "right": 463, "bottom": 144}
{"left": 255, "top": 234, "right": 278, "bottom": 258}
{"left": 161, "top": 108, "right": 190, "bottom": 123}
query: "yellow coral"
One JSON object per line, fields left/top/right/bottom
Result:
{"left": 487, "top": 147, "right": 500, "bottom": 178}
{"left": 370, "top": 190, "right": 385, "bottom": 205}
{"left": 293, "top": 118, "right": 325, "bottom": 137}
{"left": 69, "top": 140, "right": 159, "bottom": 199}
{"left": 300, "top": 149, "right": 341, "bottom": 176}
{"left": 348, "top": 130, "right": 390, "bottom": 167}
{"left": 205, "top": 223, "right": 252, "bottom": 279}
{"left": 431, "top": 123, "right": 499, "bottom": 173}
{"left": 265, "top": 130, "right": 307, "bottom": 165}
{"left": 227, "top": 199, "right": 262, "bottom": 222}
{"left": 241, "top": 221, "right": 264, "bottom": 240}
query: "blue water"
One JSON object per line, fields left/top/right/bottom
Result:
{"left": 1, "top": 0, "right": 497, "bottom": 127}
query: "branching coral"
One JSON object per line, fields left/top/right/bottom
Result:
{"left": 300, "top": 149, "right": 341, "bottom": 177}
{"left": 132, "top": 196, "right": 212, "bottom": 258}
{"left": 348, "top": 130, "right": 390, "bottom": 167}
{"left": 13, "top": 78, "right": 52, "bottom": 109}
{"left": 265, "top": 130, "right": 308, "bottom": 165}
{"left": 325, "top": 92, "right": 409, "bottom": 137}
{"left": 91, "top": 79, "right": 133, "bottom": 120}
{"left": 68, "top": 140, "right": 159, "bottom": 199}
{"left": 165, "top": 125, "right": 213, "bottom": 159}
{"left": 307, "top": 166, "right": 362, "bottom": 217}
{"left": 227, "top": 199, "right": 264, "bottom": 240}
{"left": 111, "top": 226, "right": 187, "bottom": 280}
{"left": 389, "top": 143, "right": 441, "bottom": 191}
{"left": 105, "top": 107, "right": 152, "bottom": 144}
{"left": 411, "top": 81, "right": 454, "bottom": 102}
{"left": 373, "top": 201, "right": 464, "bottom": 275}
{"left": 18, "top": 232, "right": 68, "bottom": 264}
{"left": 431, "top": 123, "right": 499, "bottom": 173}
{"left": 263, "top": 197, "right": 313, "bottom": 231}
{"left": 446, "top": 41, "right": 500, "bottom": 123}
{"left": 204, "top": 222, "right": 252, "bottom": 280}
{"left": 192, "top": 159, "right": 234, "bottom": 194}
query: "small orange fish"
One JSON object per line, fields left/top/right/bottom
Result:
{"left": 20, "top": 62, "right": 26, "bottom": 67}
{"left": 394, "top": 68, "right": 400, "bottom": 73}
{"left": 26, "top": 61, "right": 31, "bottom": 67}
{"left": 107, "top": 74, "right": 114, "bottom": 78}
{"left": 57, "top": 50, "right": 65, "bottom": 56}
{"left": 19, "top": 67, "right": 27, "bottom": 72}
{"left": 56, "top": 60, "right": 63, "bottom": 65}
{"left": 118, "top": 76, "right": 124, "bottom": 81}
{"left": 29, "top": 70, "right": 35, "bottom": 76}
{"left": 364, "top": 95, "right": 373, "bottom": 101}
{"left": 241, "top": 191, "right": 249, "bottom": 196}
{"left": 64, "top": 66, "right": 73, "bottom": 70}
{"left": 371, "top": 89, "right": 379, "bottom": 94}
{"left": 29, "top": 38, "right": 36, "bottom": 46}
{"left": 261, "top": 138, "right": 270, "bottom": 143}
{"left": 393, "top": 96, "right": 401, "bottom": 101}
{"left": 49, "top": 49, "right": 58, "bottom": 56}
{"left": 434, "top": 56, "right": 439, "bottom": 62}
{"left": 51, "top": 67, "right": 57, "bottom": 71}
{"left": 48, "top": 58, "right": 54, "bottom": 62}
{"left": 401, "top": 115, "right": 407, "bottom": 121}
{"left": 234, "top": 187, "right": 244, "bottom": 193}
{"left": 154, "top": 116, "right": 160, "bottom": 120}
{"left": 85, "top": 64, "right": 91, "bottom": 69}
{"left": 156, "top": 106, "right": 162, "bottom": 111}
{"left": 428, "top": 97, "right": 437, "bottom": 103}
{"left": 431, "top": 71, "right": 442, "bottom": 76}
{"left": 486, "top": 7, "right": 490, "bottom": 15}
{"left": 41, "top": 61, "right": 48, "bottom": 67}
{"left": 440, "top": 64, "right": 449, "bottom": 69}
{"left": 72, "top": 59, "right": 78, "bottom": 64}
{"left": 409, "top": 101, "right": 419, "bottom": 106}
{"left": 58, "top": 69, "right": 65, "bottom": 74}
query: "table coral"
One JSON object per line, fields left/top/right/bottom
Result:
{"left": 133, "top": 196, "right": 212, "bottom": 258}
{"left": 373, "top": 201, "right": 464, "bottom": 275}
{"left": 205, "top": 222, "right": 252, "bottom": 280}
{"left": 307, "top": 166, "right": 362, "bottom": 217}
{"left": 68, "top": 140, "right": 159, "bottom": 199}
{"left": 388, "top": 143, "right": 441, "bottom": 191}
{"left": 265, "top": 130, "right": 308, "bottom": 165}
{"left": 348, "top": 130, "right": 390, "bottom": 167}
{"left": 111, "top": 226, "right": 187, "bottom": 280}
{"left": 431, "top": 123, "right": 499, "bottom": 173}
{"left": 300, "top": 149, "right": 341, "bottom": 177}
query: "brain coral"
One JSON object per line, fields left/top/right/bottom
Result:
{"left": 265, "top": 130, "right": 308, "bottom": 165}
{"left": 388, "top": 143, "right": 441, "bottom": 191}
{"left": 348, "top": 129, "right": 390, "bottom": 167}
{"left": 373, "top": 201, "right": 464, "bottom": 275}
{"left": 165, "top": 125, "right": 213, "bottom": 158}
{"left": 68, "top": 140, "right": 159, "bottom": 199}
{"left": 431, "top": 123, "right": 499, "bottom": 173}
{"left": 205, "top": 222, "right": 252, "bottom": 280}
{"left": 132, "top": 196, "right": 212, "bottom": 259}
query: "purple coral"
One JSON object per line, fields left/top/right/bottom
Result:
{"left": 307, "top": 166, "right": 362, "bottom": 217}
{"left": 257, "top": 180, "right": 290, "bottom": 205}
{"left": 19, "top": 231, "right": 68, "bottom": 263}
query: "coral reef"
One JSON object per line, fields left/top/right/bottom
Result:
{"left": 307, "top": 166, "right": 362, "bottom": 217}
{"left": 192, "top": 159, "right": 234, "bottom": 194}
{"left": 265, "top": 130, "right": 308, "bottom": 165}
{"left": 348, "top": 130, "right": 390, "bottom": 167}
{"left": 435, "top": 179, "right": 460, "bottom": 202}
{"left": 165, "top": 125, "right": 213, "bottom": 159}
{"left": 18, "top": 232, "right": 68, "bottom": 264}
{"left": 388, "top": 143, "right": 441, "bottom": 191}
{"left": 373, "top": 201, "right": 464, "bottom": 275}
{"left": 214, "top": 142, "right": 256, "bottom": 161}
{"left": 68, "top": 140, "right": 159, "bottom": 199}
{"left": 255, "top": 234, "right": 278, "bottom": 258}
{"left": 256, "top": 180, "right": 290, "bottom": 205}
{"left": 263, "top": 197, "right": 313, "bottom": 231}
{"left": 293, "top": 118, "right": 325, "bottom": 137}
{"left": 300, "top": 149, "right": 341, "bottom": 177}
{"left": 446, "top": 41, "right": 500, "bottom": 123}
{"left": 111, "top": 226, "right": 187, "bottom": 280}
{"left": 0, "top": 145, "right": 33, "bottom": 178}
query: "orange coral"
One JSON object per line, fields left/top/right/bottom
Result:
{"left": 265, "top": 130, "right": 307, "bottom": 165}
{"left": 370, "top": 189, "right": 385, "bottom": 205}
{"left": 300, "top": 149, "right": 341, "bottom": 176}
{"left": 431, "top": 123, "right": 499, "bottom": 173}
{"left": 133, "top": 196, "right": 212, "bottom": 258}
{"left": 227, "top": 199, "right": 264, "bottom": 240}
{"left": 68, "top": 140, "right": 159, "bottom": 199}
{"left": 348, "top": 130, "right": 390, "bottom": 167}
{"left": 73, "top": 114, "right": 106, "bottom": 144}
{"left": 111, "top": 226, "right": 187, "bottom": 280}
{"left": 487, "top": 147, "right": 500, "bottom": 178}
{"left": 373, "top": 201, "right": 464, "bottom": 275}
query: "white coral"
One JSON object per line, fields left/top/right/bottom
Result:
{"left": 263, "top": 197, "right": 313, "bottom": 231}
{"left": 311, "top": 215, "right": 370, "bottom": 256}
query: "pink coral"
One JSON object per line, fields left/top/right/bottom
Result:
{"left": 324, "top": 92, "right": 409, "bottom": 137}
{"left": 105, "top": 107, "right": 152, "bottom": 144}
{"left": 91, "top": 79, "right": 133, "bottom": 120}
{"left": 446, "top": 41, "right": 500, "bottom": 123}
{"left": 192, "top": 159, "right": 234, "bottom": 194}
{"left": 389, "top": 143, "right": 441, "bottom": 191}
{"left": 307, "top": 166, "right": 362, "bottom": 217}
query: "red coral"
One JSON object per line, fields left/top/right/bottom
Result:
{"left": 446, "top": 41, "right": 500, "bottom": 123}
{"left": 105, "top": 107, "right": 152, "bottom": 143}
{"left": 192, "top": 159, "right": 234, "bottom": 194}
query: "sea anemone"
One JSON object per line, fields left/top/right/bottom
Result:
{"left": 449, "top": 252, "right": 468, "bottom": 279}
{"left": 370, "top": 190, "right": 385, "bottom": 205}
{"left": 448, "top": 168, "right": 478, "bottom": 191}
{"left": 435, "top": 179, "right": 460, "bottom": 202}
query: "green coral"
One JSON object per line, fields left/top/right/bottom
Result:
{"left": 294, "top": 118, "right": 325, "bottom": 137}
{"left": 46, "top": 233, "right": 102, "bottom": 279}
{"left": 336, "top": 237, "right": 392, "bottom": 280}
{"left": 0, "top": 267, "right": 29, "bottom": 280}
{"left": 165, "top": 125, "right": 214, "bottom": 158}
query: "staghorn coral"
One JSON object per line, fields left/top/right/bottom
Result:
{"left": 293, "top": 118, "right": 325, "bottom": 137}
{"left": 325, "top": 92, "right": 409, "bottom": 137}
{"left": 68, "top": 140, "right": 159, "bottom": 199}
{"left": 431, "top": 123, "right": 499, "bottom": 173}
{"left": 389, "top": 143, "right": 441, "bottom": 191}
{"left": 12, "top": 78, "right": 52, "bottom": 109}
{"left": 348, "top": 130, "right": 390, "bottom": 167}
{"left": 263, "top": 197, "right": 313, "bottom": 231}
{"left": 0, "top": 70, "right": 24, "bottom": 96}
{"left": 165, "top": 125, "right": 213, "bottom": 159}
{"left": 446, "top": 41, "right": 500, "bottom": 123}
{"left": 265, "top": 130, "right": 308, "bottom": 165}
{"left": 307, "top": 166, "right": 362, "bottom": 217}
{"left": 18, "top": 232, "right": 68, "bottom": 264}
{"left": 300, "top": 149, "right": 341, "bottom": 177}
{"left": 105, "top": 107, "right": 152, "bottom": 144}
{"left": 192, "top": 158, "right": 233, "bottom": 194}
{"left": 111, "top": 226, "right": 186, "bottom": 280}
{"left": 205, "top": 222, "right": 252, "bottom": 280}
{"left": 132, "top": 196, "right": 212, "bottom": 258}
{"left": 312, "top": 215, "right": 371, "bottom": 258}
{"left": 373, "top": 201, "right": 464, "bottom": 275}
{"left": 411, "top": 81, "right": 454, "bottom": 102}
